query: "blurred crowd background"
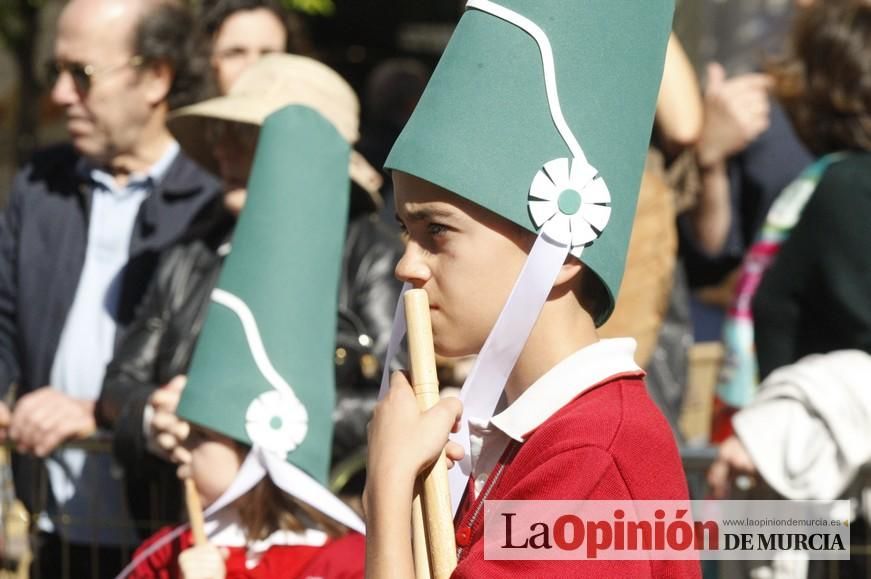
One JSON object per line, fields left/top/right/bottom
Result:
{"left": 1, "top": 0, "right": 869, "bottom": 577}
{"left": 0, "top": 0, "right": 796, "bottom": 202}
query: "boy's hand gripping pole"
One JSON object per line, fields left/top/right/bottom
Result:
{"left": 405, "top": 289, "right": 458, "bottom": 579}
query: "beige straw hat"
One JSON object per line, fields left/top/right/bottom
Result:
{"left": 168, "top": 53, "right": 383, "bottom": 208}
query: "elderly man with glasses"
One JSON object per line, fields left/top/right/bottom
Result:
{"left": 0, "top": 0, "right": 220, "bottom": 577}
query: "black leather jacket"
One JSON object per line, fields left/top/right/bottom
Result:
{"left": 96, "top": 206, "right": 402, "bottom": 532}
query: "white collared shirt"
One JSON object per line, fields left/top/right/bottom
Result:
{"left": 467, "top": 338, "right": 641, "bottom": 497}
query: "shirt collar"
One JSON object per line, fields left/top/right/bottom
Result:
{"left": 76, "top": 140, "right": 180, "bottom": 192}
{"left": 206, "top": 507, "right": 328, "bottom": 549}
{"left": 490, "top": 337, "right": 643, "bottom": 442}
{"left": 205, "top": 507, "right": 328, "bottom": 569}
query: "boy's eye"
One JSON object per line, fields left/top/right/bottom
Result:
{"left": 426, "top": 222, "right": 448, "bottom": 236}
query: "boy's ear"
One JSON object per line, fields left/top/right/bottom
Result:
{"left": 554, "top": 256, "right": 583, "bottom": 288}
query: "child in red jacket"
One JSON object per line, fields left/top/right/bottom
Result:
{"left": 365, "top": 1, "right": 700, "bottom": 577}
{"left": 129, "top": 425, "right": 364, "bottom": 579}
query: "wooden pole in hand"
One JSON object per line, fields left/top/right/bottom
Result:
{"left": 185, "top": 478, "right": 207, "bottom": 546}
{"left": 412, "top": 486, "right": 433, "bottom": 579}
{"left": 404, "top": 289, "right": 458, "bottom": 579}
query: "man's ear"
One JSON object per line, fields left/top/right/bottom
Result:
{"left": 554, "top": 255, "right": 583, "bottom": 288}
{"left": 142, "top": 60, "right": 173, "bottom": 106}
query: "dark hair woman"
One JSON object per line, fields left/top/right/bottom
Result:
{"left": 753, "top": 0, "right": 871, "bottom": 377}
{"left": 198, "top": 0, "right": 310, "bottom": 94}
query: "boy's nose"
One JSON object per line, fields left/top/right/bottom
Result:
{"left": 394, "top": 242, "right": 430, "bottom": 288}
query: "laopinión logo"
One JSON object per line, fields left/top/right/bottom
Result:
{"left": 483, "top": 500, "right": 850, "bottom": 561}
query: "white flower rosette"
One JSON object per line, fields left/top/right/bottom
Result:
{"left": 245, "top": 390, "right": 308, "bottom": 457}
{"left": 528, "top": 157, "right": 611, "bottom": 255}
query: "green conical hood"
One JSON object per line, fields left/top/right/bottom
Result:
{"left": 385, "top": 0, "right": 674, "bottom": 325}
{"left": 177, "top": 104, "right": 350, "bottom": 486}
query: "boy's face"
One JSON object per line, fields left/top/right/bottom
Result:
{"left": 394, "top": 171, "right": 533, "bottom": 357}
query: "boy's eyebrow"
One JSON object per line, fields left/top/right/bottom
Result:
{"left": 398, "top": 207, "right": 456, "bottom": 222}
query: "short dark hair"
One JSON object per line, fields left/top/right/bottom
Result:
{"left": 133, "top": 1, "right": 206, "bottom": 109}
{"left": 200, "top": 0, "right": 309, "bottom": 55}
{"left": 773, "top": 1, "right": 871, "bottom": 155}
{"left": 578, "top": 266, "right": 610, "bottom": 327}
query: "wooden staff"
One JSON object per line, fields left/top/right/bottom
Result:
{"left": 404, "top": 289, "right": 458, "bottom": 579}
{"left": 185, "top": 478, "right": 207, "bottom": 546}
{"left": 412, "top": 487, "right": 433, "bottom": 578}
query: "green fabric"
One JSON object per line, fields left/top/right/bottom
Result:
{"left": 385, "top": 0, "right": 674, "bottom": 324}
{"left": 177, "top": 105, "right": 350, "bottom": 485}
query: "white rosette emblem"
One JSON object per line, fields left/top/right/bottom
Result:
{"left": 245, "top": 390, "right": 308, "bottom": 457}
{"left": 528, "top": 157, "right": 611, "bottom": 256}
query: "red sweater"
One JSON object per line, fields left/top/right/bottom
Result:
{"left": 129, "top": 527, "right": 364, "bottom": 579}
{"left": 452, "top": 374, "right": 701, "bottom": 578}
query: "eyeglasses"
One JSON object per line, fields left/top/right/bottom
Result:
{"left": 46, "top": 55, "right": 144, "bottom": 94}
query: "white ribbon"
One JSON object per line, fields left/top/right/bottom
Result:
{"left": 448, "top": 232, "right": 571, "bottom": 511}
{"left": 378, "top": 282, "right": 411, "bottom": 398}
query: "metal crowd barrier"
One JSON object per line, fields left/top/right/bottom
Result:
{"left": 0, "top": 435, "right": 175, "bottom": 579}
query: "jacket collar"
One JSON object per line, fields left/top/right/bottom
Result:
{"left": 157, "top": 143, "right": 220, "bottom": 198}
